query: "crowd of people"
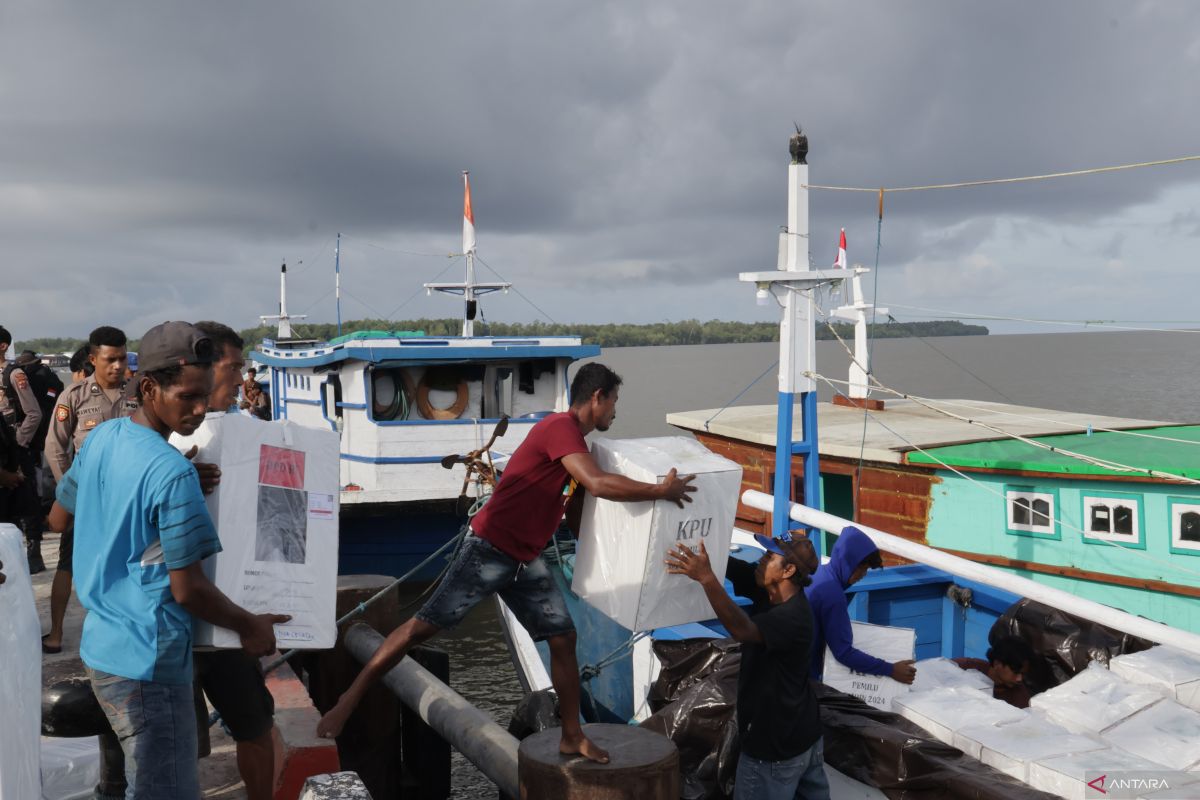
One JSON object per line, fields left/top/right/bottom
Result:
{"left": 0, "top": 323, "right": 1037, "bottom": 800}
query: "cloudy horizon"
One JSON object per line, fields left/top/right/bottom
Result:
{"left": 3, "top": 1, "right": 1199, "bottom": 341}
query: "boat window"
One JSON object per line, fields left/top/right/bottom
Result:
{"left": 1082, "top": 494, "right": 1141, "bottom": 546}
{"left": 1181, "top": 512, "right": 1200, "bottom": 543}
{"left": 1005, "top": 487, "right": 1057, "bottom": 538}
{"left": 1169, "top": 500, "right": 1200, "bottom": 554}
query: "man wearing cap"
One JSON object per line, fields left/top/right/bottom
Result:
{"left": 50, "top": 322, "right": 289, "bottom": 799}
{"left": 42, "top": 325, "right": 139, "bottom": 654}
{"left": 806, "top": 526, "right": 917, "bottom": 685}
{"left": 667, "top": 533, "right": 829, "bottom": 799}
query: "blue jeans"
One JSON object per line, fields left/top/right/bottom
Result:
{"left": 88, "top": 668, "right": 199, "bottom": 800}
{"left": 734, "top": 738, "right": 830, "bottom": 800}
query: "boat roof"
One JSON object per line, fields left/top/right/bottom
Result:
{"left": 667, "top": 399, "right": 1183, "bottom": 469}
{"left": 253, "top": 334, "right": 599, "bottom": 368}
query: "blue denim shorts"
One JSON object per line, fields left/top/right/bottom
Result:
{"left": 416, "top": 533, "right": 575, "bottom": 641}
{"left": 88, "top": 667, "right": 200, "bottom": 799}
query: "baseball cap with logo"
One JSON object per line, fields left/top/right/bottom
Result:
{"left": 137, "top": 322, "right": 215, "bottom": 373}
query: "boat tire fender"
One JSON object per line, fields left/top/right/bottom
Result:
{"left": 416, "top": 369, "right": 469, "bottom": 420}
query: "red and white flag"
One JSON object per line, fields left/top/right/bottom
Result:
{"left": 462, "top": 171, "right": 476, "bottom": 255}
{"left": 833, "top": 228, "right": 847, "bottom": 269}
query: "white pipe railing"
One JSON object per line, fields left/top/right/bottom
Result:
{"left": 742, "top": 489, "right": 1200, "bottom": 657}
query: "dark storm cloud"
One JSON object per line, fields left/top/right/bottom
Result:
{"left": 2, "top": 0, "right": 1199, "bottom": 337}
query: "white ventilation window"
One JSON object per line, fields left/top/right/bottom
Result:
{"left": 1082, "top": 494, "right": 1140, "bottom": 545}
{"left": 1006, "top": 488, "right": 1056, "bottom": 537}
{"left": 1171, "top": 501, "right": 1200, "bottom": 554}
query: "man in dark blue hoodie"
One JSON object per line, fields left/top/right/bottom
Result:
{"left": 806, "top": 526, "right": 916, "bottom": 684}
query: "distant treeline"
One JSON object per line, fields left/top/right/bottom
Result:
{"left": 17, "top": 318, "right": 986, "bottom": 355}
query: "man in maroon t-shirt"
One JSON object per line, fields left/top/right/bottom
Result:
{"left": 316, "top": 363, "right": 696, "bottom": 762}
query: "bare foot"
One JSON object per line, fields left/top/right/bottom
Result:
{"left": 316, "top": 700, "right": 352, "bottom": 740}
{"left": 559, "top": 732, "right": 610, "bottom": 764}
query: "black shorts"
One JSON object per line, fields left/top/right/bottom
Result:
{"left": 194, "top": 650, "right": 275, "bottom": 742}
{"left": 57, "top": 525, "right": 73, "bottom": 573}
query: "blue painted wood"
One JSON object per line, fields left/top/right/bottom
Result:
{"left": 941, "top": 595, "right": 966, "bottom": 658}
{"left": 337, "top": 511, "right": 465, "bottom": 581}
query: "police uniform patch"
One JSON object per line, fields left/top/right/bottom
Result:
{"left": 13, "top": 372, "right": 29, "bottom": 391}
{"left": 84, "top": 418, "right": 98, "bottom": 429}
{"left": 55, "top": 404, "right": 70, "bottom": 422}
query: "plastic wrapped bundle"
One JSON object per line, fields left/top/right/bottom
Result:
{"left": 1030, "top": 662, "right": 1162, "bottom": 734}
{"left": 891, "top": 687, "right": 1026, "bottom": 745}
{"left": 952, "top": 715, "right": 1105, "bottom": 781}
{"left": 40, "top": 736, "right": 101, "bottom": 800}
{"left": 1109, "top": 645, "right": 1200, "bottom": 712}
{"left": 0, "top": 523, "right": 42, "bottom": 800}
{"left": 573, "top": 437, "right": 742, "bottom": 631}
{"left": 910, "top": 656, "right": 995, "bottom": 695}
{"left": 1102, "top": 699, "right": 1200, "bottom": 770}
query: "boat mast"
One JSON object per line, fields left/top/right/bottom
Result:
{"left": 831, "top": 261, "right": 886, "bottom": 400}
{"left": 259, "top": 262, "right": 308, "bottom": 340}
{"left": 424, "top": 171, "right": 510, "bottom": 337}
{"left": 739, "top": 130, "right": 844, "bottom": 553}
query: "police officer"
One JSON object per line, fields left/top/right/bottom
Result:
{"left": 41, "top": 325, "right": 137, "bottom": 654}
{"left": 0, "top": 325, "right": 46, "bottom": 573}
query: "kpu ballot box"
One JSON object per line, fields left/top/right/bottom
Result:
{"left": 172, "top": 413, "right": 340, "bottom": 649}
{"left": 571, "top": 436, "right": 742, "bottom": 632}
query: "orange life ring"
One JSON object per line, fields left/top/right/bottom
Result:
{"left": 416, "top": 369, "right": 469, "bottom": 420}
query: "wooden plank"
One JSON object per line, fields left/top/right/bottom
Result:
{"left": 938, "top": 547, "right": 1200, "bottom": 599}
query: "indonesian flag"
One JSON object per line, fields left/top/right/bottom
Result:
{"left": 833, "top": 228, "right": 847, "bottom": 269}
{"left": 462, "top": 171, "right": 476, "bottom": 255}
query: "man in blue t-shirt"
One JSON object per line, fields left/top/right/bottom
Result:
{"left": 52, "top": 322, "right": 288, "bottom": 800}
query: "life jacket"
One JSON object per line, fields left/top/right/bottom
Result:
{"left": 2, "top": 357, "right": 65, "bottom": 452}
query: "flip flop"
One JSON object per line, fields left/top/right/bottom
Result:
{"left": 41, "top": 634, "right": 62, "bottom": 655}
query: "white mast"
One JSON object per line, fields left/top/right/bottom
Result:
{"left": 831, "top": 263, "right": 887, "bottom": 400}
{"left": 259, "top": 262, "right": 307, "bottom": 340}
{"left": 425, "top": 171, "right": 509, "bottom": 337}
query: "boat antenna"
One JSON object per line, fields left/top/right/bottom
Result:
{"left": 424, "top": 171, "right": 510, "bottom": 337}
{"left": 259, "top": 261, "right": 307, "bottom": 340}
{"left": 335, "top": 233, "right": 342, "bottom": 337}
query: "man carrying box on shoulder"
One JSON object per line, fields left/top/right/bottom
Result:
{"left": 666, "top": 533, "right": 828, "bottom": 800}
{"left": 50, "top": 322, "right": 289, "bottom": 800}
{"left": 316, "top": 363, "right": 697, "bottom": 763}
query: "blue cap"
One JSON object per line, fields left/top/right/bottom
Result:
{"left": 126, "top": 351, "right": 138, "bottom": 372}
{"left": 753, "top": 533, "right": 789, "bottom": 556}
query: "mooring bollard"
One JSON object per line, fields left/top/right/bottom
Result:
{"left": 517, "top": 723, "right": 679, "bottom": 799}
{"left": 305, "top": 575, "right": 407, "bottom": 797}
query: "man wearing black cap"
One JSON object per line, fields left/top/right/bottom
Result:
{"left": 666, "top": 534, "right": 829, "bottom": 800}
{"left": 50, "top": 322, "right": 289, "bottom": 799}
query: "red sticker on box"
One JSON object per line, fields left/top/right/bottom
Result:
{"left": 259, "top": 444, "right": 305, "bottom": 489}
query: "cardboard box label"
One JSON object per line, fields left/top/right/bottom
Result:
{"left": 823, "top": 621, "right": 915, "bottom": 709}
{"left": 259, "top": 444, "right": 305, "bottom": 489}
{"left": 307, "top": 492, "right": 336, "bottom": 520}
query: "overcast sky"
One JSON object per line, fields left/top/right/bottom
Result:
{"left": 3, "top": 1, "right": 1199, "bottom": 341}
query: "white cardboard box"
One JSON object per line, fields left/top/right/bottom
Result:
{"left": 910, "top": 656, "right": 994, "bottom": 695}
{"left": 952, "top": 715, "right": 1105, "bottom": 782}
{"left": 1029, "top": 748, "right": 1167, "bottom": 800}
{"left": 172, "top": 413, "right": 340, "bottom": 649}
{"left": 1030, "top": 662, "right": 1163, "bottom": 735}
{"left": 571, "top": 437, "right": 742, "bottom": 632}
{"left": 823, "top": 621, "right": 915, "bottom": 709}
{"left": 1110, "top": 646, "right": 1200, "bottom": 712}
{"left": 892, "top": 687, "right": 1026, "bottom": 746}
{"left": 1102, "top": 698, "right": 1200, "bottom": 770}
